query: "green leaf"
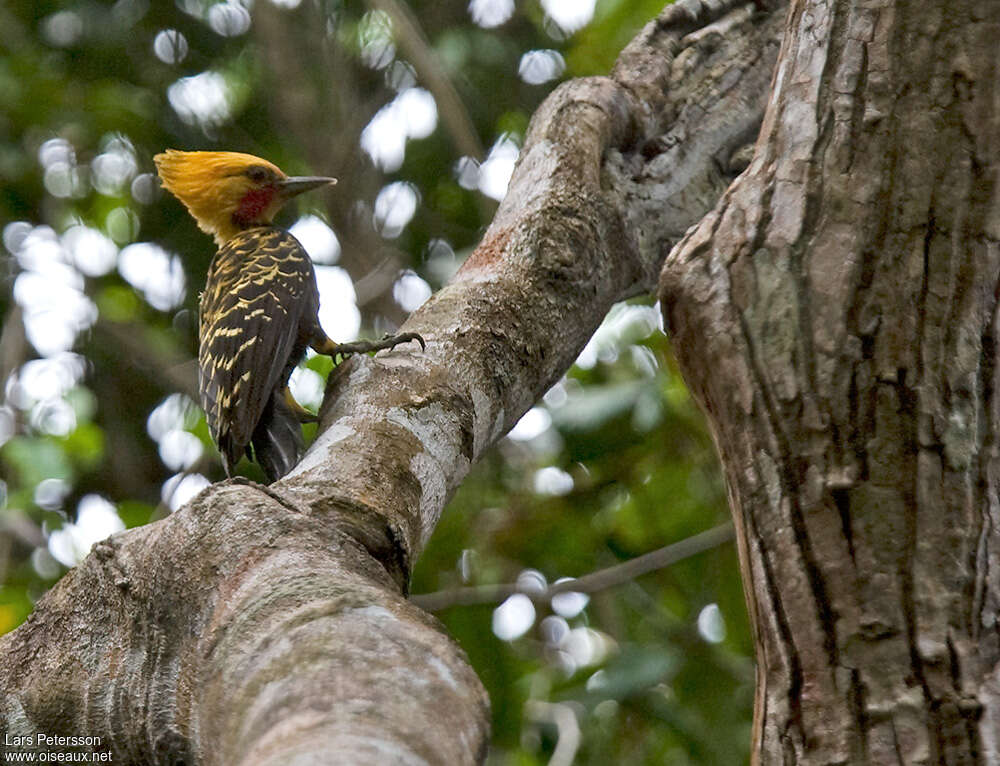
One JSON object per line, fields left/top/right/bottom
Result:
{"left": 117, "top": 500, "right": 155, "bottom": 529}
{"left": 61, "top": 423, "right": 104, "bottom": 469}
{"left": 576, "top": 646, "right": 680, "bottom": 703}
{"left": 96, "top": 284, "right": 142, "bottom": 322}
{"left": 1, "top": 436, "right": 73, "bottom": 487}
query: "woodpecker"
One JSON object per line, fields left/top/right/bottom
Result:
{"left": 154, "top": 150, "right": 422, "bottom": 481}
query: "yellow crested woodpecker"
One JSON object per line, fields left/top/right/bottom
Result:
{"left": 154, "top": 150, "right": 422, "bottom": 481}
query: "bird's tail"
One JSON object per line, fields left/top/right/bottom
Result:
{"left": 250, "top": 392, "right": 304, "bottom": 482}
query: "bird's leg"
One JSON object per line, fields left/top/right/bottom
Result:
{"left": 283, "top": 386, "right": 318, "bottom": 423}
{"left": 312, "top": 331, "right": 425, "bottom": 361}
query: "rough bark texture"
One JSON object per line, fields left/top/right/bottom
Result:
{"left": 0, "top": 1, "right": 785, "bottom": 762}
{"left": 660, "top": 0, "right": 1000, "bottom": 763}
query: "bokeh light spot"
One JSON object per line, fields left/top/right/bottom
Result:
{"left": 493, "top": 593, "right": 536, "bottom": 641}
{"left": 468, "top": 0, "right": 514, "bottom": 28}
{"left": 153, "top": 29, "right": 189, "bottom": 64}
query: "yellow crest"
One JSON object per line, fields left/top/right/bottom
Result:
{"left": 154, "top": 150, "right": 287, "bottom": 245}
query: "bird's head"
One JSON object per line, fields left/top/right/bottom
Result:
{"left": 153, "top": 150, "right": 336, "bottom": 246}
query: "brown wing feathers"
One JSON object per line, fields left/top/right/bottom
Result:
{"left": 198, "top": 227, "right": 318, "bottom": 478}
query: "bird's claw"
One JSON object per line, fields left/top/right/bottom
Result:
{"left": 383, "top": 331, "right": 426, "bottom": 352}
{"left": 330, "top": 331, "right": 425, "bottom": 359}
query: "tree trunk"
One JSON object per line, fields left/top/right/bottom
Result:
{"left": 0, "top": 1, "right": 786, "bottom": 762}
{"left": 660, "top": 0, "right": 1000, "bottom": 763}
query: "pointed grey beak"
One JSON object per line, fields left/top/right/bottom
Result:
{"left": 278, "top": 176, "right": 337, "bottom": 198}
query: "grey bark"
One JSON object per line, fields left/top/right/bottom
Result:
{"left": 0, "top": 1, "right": 784, "bottom": 762}
{"left": 661, "top": 0, "right": 1000, "bottom": 763}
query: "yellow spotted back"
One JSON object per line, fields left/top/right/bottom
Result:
{"left": 198, "top": 226, "right": 319, "bottom": 472}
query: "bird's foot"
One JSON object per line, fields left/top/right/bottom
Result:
{"left": 323, "top": 331, "right": 425, "bottom": 360}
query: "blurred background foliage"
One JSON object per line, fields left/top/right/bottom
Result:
{"left": 0, "top": 0, "right": 753, "bottom": 762}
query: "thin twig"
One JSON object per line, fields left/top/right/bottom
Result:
{"left": 365, "top": 0, "right": 496, "bottom": 224}
{"left": 94, "top": 318, "right": 199, "bottom": 401}
{"left": 0, "top": 305, "right": 28, "bottom": 391}
{"left": 410, "top": 522, "right": 735, "bottom": 612}
{"left": 526, "top": 701, "right": 581, "bottom": 766}
{"left": 366, "top": 0, "right": 484, "bottom": 161}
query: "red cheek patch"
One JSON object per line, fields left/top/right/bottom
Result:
{"left": 234, "top": 187, "right": 276, "bottom": 226}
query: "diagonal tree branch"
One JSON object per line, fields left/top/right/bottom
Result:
{"left": 410, "top": 522, "right": 735, "bottom": 612}
{"left": 94, "top": 318, "right": 199, "bottom": 401}
{"left": 366, "top": 0, "right": 485, "bottom": 162}
{"left": 0, "top": 1, "right": 786, "bottom": 762}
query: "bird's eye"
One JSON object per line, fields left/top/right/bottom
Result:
{"left": 246, "top": 166, "right": 271, "bottom": 184}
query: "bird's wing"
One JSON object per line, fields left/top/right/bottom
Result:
{"left": 198, "top": 227, "right": 318, "bottom": 455}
